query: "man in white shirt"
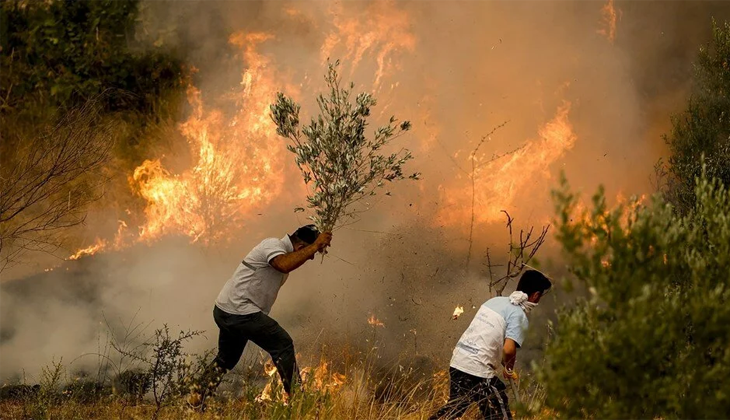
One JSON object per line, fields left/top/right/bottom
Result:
{"left": 194, "top": 225, "right": 331, "bottom": 404}
{"left": 430, "top": 270, "right": 552, "bottom": 420}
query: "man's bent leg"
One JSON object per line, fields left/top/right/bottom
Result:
{"left": 476, "top": 377, "right": 512, "bottom": 420}
{"left": 213, "top": 308, "right": 249, "bottom": 372}
{"left": 244, "top": 312, "right": 300, "bottom": 395}
{"left": 197, "top": 307, "right": 249, "bottom": 402}
{"left": 429, "top": 367, "right": 482, "bottom": 420}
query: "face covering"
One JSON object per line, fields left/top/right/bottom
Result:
{"left": 509, "top": 291, "right": 537, "bottom": 314}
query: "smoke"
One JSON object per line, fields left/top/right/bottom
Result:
{"left": 2, "top": 0, "right": 730, "bottom": 382}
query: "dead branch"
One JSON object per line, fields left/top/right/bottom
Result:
{"left": 0, "top": 98, "right": 114, "bottom": 270}
{"left": 465, "top": 121, "right": 515, "bottom": 269}
{"left": 483, "top": 210, "right": 549, "bottom": 295}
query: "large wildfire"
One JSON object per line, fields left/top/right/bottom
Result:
{"left": 10, "top": 1, "right": 719, "bottom": 411}
{"left": 66, "top": 0, "right": 423, "bottom": 260}
{"left": 65, "top": 0, "right": 604, "bottom": 262}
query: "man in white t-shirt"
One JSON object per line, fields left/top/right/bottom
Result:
{"left": 193, "top": 225, "right": 331, "bottom": 405}
{"left": 430, "top": 270, "right": 552, "bottom": 420}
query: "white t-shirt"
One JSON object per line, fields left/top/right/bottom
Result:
{"left": 215, "top": 235, "right": 294, "bottom": 315}
{"left": 450, "top": 296, "right": 529, "bottom": 378}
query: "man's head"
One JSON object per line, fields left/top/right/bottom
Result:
{"left": 290, "top": 225, "right": 321, "bottom": 256}
{"left": 516, "top": 270, "right": 552, "bottom": 304}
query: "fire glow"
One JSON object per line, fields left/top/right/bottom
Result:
{"left": 131, "top": 32, "right": 285, "bottom": 246}
{"left": 598, "top": 0, "right": 619, "bottom": 43}
{"left": 368, "top": 314, "right": 385, "bottom": 328}
{"left": 452, "top": 306, "right": 464, "bottom": 320}
{"left": 255, "top": 358, "right": 346, "bottom": 403}
{"left": 66, "top": 1, "right": 416, "bottom": 260}
{"left": 438, "top": 102, "right": 577, "bottom": 228}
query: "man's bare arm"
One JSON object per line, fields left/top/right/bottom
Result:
{"left": 502, "top": 338, "right": 518, "bottom": 372}
{"left": 270, "top": 233, "right": 332, "bottom": 273}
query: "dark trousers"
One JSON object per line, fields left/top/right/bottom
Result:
{"left": 208, "top": 306, "right": 300, "bottom": 394}
{"left": 430, "top": 367, "right": 512, "bottom": 420}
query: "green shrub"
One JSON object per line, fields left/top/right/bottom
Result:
{"left": 0, "top": 0, "right": 185, "bottom": 120}
{"left": 665, "top": 20, "right": 730, "bottom": 214}
{"left": 540, "top": 172, "right": 730, "bottom": 418}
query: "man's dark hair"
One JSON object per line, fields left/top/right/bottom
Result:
{"left": 516, "top": 270, "right": 552, "bottom": 296}
{"left": 292, "top": 224, "right": 320, "bottom": 245}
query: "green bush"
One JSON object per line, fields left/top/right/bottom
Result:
{"left": 0, "top": 0, "right": 184, "bottom": 119}
{"left": 541, "top": 172, "right": 730, "bottom": 418}
{"left": 665, "top": 20, "right": 730, "bottom": 214}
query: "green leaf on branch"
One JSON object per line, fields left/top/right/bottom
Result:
{"left": 269, "top": 60, "right": 417, "bottom": 232}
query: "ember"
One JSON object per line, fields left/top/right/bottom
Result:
{"left": 452, "top": 306, "right": 464, "bottom": 320}
{"left": 368, "top": 314, "right": 385, "bottom": 328}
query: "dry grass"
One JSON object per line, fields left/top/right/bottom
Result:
{"left": 0, "top": 338, "right": 554, "bottom": 420}
{"left": 0, "top": 362, "right": 557, "bottom": 420}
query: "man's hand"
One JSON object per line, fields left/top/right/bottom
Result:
{"left": 503, "top": 368, "right": 519, "bottom": 381}
{"left": 502, "top": 338, "right": 518, "bottom": 377}
{"left": 270, "top": 232, "right": 333, "bottom": 273}
{"left": 314, "top": 232, "right": 332, "bottom": 252}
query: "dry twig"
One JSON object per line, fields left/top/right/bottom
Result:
{"left": 483, "top": 210, "right": 549, "bottom": 295}
{"left": 0, "top": 98, "right": 114, "bottom": 270}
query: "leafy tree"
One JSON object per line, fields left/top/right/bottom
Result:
{"left": 270, "top": 61, "right": 418, "bottom": 232}
{"left": 664, "top": 20, "right": 730, "bottom": 214}
{"left": 540, "top": 173, "right": 730, "bottom": 418}
{"left": 0, "top": 0, "right": 184, "bottom": 119}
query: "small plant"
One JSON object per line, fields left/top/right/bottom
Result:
{"left": 26, "top": 358, "right": 64, "bottom": 419}
{"left": 270, "top": 60, "right": 419, "bottom": 232}
{"left": 111, "top": 324, "right": 203, "bottom": 418}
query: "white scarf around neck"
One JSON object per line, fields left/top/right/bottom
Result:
{"left": 509, "top": 291, "right": 537, "bottom": 314}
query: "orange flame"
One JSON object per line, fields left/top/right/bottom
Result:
{"left": 61, "top": 5, "right": 416, "bottom": 263}
{"left": 130, "top": 32, "right": 286, "bottom": 245}
{"left": 68, "top": 238, "right": 106, "bottom": 260}
{"left": 256, "top": 357, "right": 346, "bottom": 402}
{"left": 321, "top": 0, "right": 415, "bottom": 89}
{"left": 452, "top": 306, "right": 464, "bottom": 320}
{"left": 598, "top": 0, "right": 619, "bottom": 43}
{"left": 264, "top": 360, "right": 278, "bottom": 377}
{"left": 67, "top": 220, "right": 129, "bottom": 260}
{"left": 255, "top": 381, "right": 274, "bottom": 403}
{"left": 301, "top": 359, "right": 347, "bottom": 391}
{"left": 367, "top": 314, "right": 385, "bottom": 328}
{"left": 439, "top": 102, "right": 577, "bottom": 228}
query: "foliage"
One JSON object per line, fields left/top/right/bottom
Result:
{"left": 540, "top": 172, "right": 730, "bottom": 418}
{"left": 25, "top": 358, "right": 65, "bottom": 419}
{"left": 0, "top": 0, "right": 185, "bottom": 119}
{"left": 664, "top": 20, "right": 730, "bottom": 214}
{"left": 270, "top": 61, "right": 418, "bottom": 231}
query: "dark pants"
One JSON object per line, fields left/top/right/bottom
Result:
{"left": 207, "top": 306, "right": 300, "bottom": 395}
{"left": 430, "top": 367, "right": 512, "bottom": 420}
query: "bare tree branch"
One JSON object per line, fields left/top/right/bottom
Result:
{"left": 0, "top": 98, "right": 114, "bottom": 270}
{"left": 483, "top": 210, "right": 550, "bottom": 295}
{"left": 465, "top": 121, "right": 526, "bottom": 268}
